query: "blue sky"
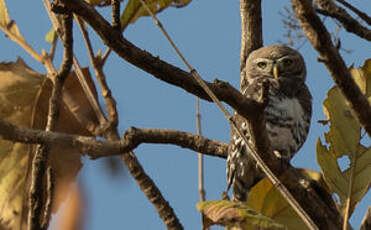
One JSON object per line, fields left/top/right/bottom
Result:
{"left": 0, "top": 0, "right": 370, "bottom": 229}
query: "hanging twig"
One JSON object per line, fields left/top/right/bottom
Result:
{"left": 27, "top": 10, "right": 73, "bottom": 230}
{"left": 137, "top": 1, "right": 318, "bottom": 229}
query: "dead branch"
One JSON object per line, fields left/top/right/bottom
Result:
{"left": 0, "top": 120, "right": 228, "bottom": 159}
{"left": 335, "top": 0, "right": 371, "bottom": 25}
{"left": 315, "top": 0, "right": 371, "bottom": 41}
{"left": 292, "top": 0, "right": 371, "bottom": 137}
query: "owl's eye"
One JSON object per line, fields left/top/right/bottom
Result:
{"left": 282, "top": 58, "right": 293, "bottom": 66}
{"left": 257, "top": 62, "right": 267, "bottom": 69}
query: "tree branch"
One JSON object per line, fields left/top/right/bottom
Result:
{"left": 292, "top": 0, "right": 371, "bottom": 137}
{"left": 57, "top": 0, "right": 264, "bottom": 124}
{"left": 45, "top": 0, "right": 347, "bottom": 228}
{"left": 0, "top": 119, "right": 228, "bottom": 160}
{"left": 315, "top": 0, "right": 371, "bottom": 41}
{"left": 335, "top": 0, "right": 371, "bottom": 25}
{"left": 111, "top": 0, "right": 120, "bottom": 30}
{"left": 239, "top": 0, "right": 263, "bottom": 89}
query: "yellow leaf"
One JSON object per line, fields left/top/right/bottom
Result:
{"left": 317, "top": 59, "right": 371, "bottom": 216}
{"left": 197, "top": 200, "right": 287, "bottom": 230}
{"left": 316, "top": 139, "right": 348, "bottom": 200}
{"left": 45, "top": 28, "right": 56, "bottom": 43}
{"left": 247, "top": 169, "right": 325, "bottom": 230}
{"left": 121, "top": 0, "right": 192, "bottom": 31}
{"left": 323, "top": 87, "right": 360, "bottom": 157}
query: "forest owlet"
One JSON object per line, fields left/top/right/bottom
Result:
{"left": 226, "top": 45, "right": 312, "bottom": 201}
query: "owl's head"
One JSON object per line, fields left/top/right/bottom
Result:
{"left": 245, "top": 45, "right": 306, "bottom": 93}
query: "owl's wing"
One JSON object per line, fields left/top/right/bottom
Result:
{"left": 296, "top": 84, "right": 312, "bottom": 119}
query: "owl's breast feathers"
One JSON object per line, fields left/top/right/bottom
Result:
{"left": 265, "top": 84, "right": 312, "bottom": 159}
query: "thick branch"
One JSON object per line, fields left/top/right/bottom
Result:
{"left": 292, "top": 0, "right": 371, "bottom": 136}
{"left": 315, "top": 0, "right": 371, "bottom": 41}
{"left": 58, "top": 0, "right": 263, "bottom": 124}
{"left": 239, "top": 0, "right": 263, "bottom": 89}
{"left": 0, "top": 119, "right": 228, "bottom": 159}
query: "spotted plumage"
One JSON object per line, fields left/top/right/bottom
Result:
{"left": 227, "top": 46, "right": 312, "bottom": 201}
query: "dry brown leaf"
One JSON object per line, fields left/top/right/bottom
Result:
{"left": 0, "top": 59, "right": 99, "bottom": 229}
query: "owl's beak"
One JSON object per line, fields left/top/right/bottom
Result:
{"left": 273, "top": 65, "right": 279, "bottom": 79}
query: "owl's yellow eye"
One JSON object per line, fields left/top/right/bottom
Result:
{"left": 282, "top": 58, "right": 293, "bottom": 66}
{"left": 257, "top": 62, "right": 267, "bottom": 69}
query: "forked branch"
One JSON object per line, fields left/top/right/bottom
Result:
{"left": 27, "top": 10, "right": 73, "bottom": 230}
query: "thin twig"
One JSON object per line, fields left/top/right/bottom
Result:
{"left": 28, "top": 11, "right": 73, "bottom": 230}
{"left": 75, "top": 15, "right": 119, "bottom": 130}
{"left": 48, "top": 31, "right": 58, "bottom": 61}
{"left": 138, "top": 1, "right": 318, "bottom": 229}
{"left": 0, "top": 24, "right": 43, "bottom": 63}
{"left": 195, "top": 97, "right": 205, "bottom": 202}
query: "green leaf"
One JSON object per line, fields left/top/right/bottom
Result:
{"left": 317, "top": 59, "right": 371, "bottom": 216}
{"left": 197, "top": 200, "right": 287, "bottom": 230}
{"left": 121, "top": 0, "right": 191, "bottom": 31}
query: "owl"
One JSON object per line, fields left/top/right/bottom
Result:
{"left": 226, "top": 45, "right": 312, "bottom": 202}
